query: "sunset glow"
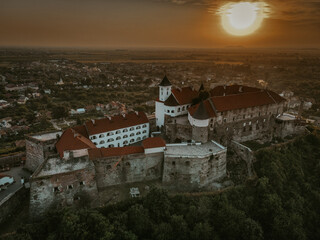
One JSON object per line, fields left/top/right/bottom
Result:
{"left": 219, "top": 2, "right": 267, "bottom": 36}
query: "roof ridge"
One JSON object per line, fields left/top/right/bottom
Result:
{"left": 265, "top": 90, "right": 277, "bottom": 104}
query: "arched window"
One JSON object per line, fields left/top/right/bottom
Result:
{"left": 130, "top": 139, "right": 134, "bottom": 143}
{"left": 116, "top": 136, "right": 121, "bottom": 140}
{"left": 142, "top": 124, "right": 147, "bottom": 128}
{"left": 137, "top": 137, "right": 141, "bottom": 141}
{"left": 109, "top": 144, "right": 114, "bottom": 147}
{"left": 123, "top": 140, "right": 128, "bottom": 145}
{"left": 107, "top": 138, "right": 114, "bottom": 142}
{"left": 171, "top": 110, "right": 174, "bottom": 113}
{"left": 136, "top": 126, "right": 141, "bottom": 130}
{"left": 116, "top": 130, "right": 121, "bottom": 134}
{"left": 107, "top": 132, "right": 114, "bottom": 136}
{"left": 129, "top": 127, "right": 134, "bottom": 131}
{"left": 130, "top": 133, "right": 134, "bottom": 137}
{"left": 100, "top": 140, "right": 105, "bottom": 144}
{"left": 99, "top": 134, "right": 104, "bottom": 138}
{"left": 93, "top": 142, "right": 97, "bottom": 145}
{"left": 182, "top": 106, "right": 185, "bottom": 111}
{"left": 123, "top": 135, "right": 128, "bottom": 138}
{"left": 136, "top": 132, "right": 141, "bottom": 135}
{"left": 142, "top": 130, "right": 147, "bottom": 134}
{"left": 123, "top": 129, "right": 128, "bottom": 133}
{"left": 178, "top": 108, "right": 181, "bottom": 112}
{"left": 92, "top": 136, "right": 97, "bottom": 140}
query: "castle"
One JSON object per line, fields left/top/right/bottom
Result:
{"left": 27, "top": 75, "right": 304, "bottom": 217}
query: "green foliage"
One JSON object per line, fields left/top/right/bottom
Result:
{"left": 8, "top": 134, "right": 320, "bottom": 240}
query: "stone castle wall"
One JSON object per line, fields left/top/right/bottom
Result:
{"left": 25, "top": 137, "right": 58, "bottom": 172}
{"left": 93, "top": 152, "right": 164, "bottom": 190}
{"left": 29, "top": 157, "right": 99, "bottom": 218}
{"left": 162, "top": 150, "right": 227, "bottom": 191}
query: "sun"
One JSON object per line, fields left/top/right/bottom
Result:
{"left": 218, "top": 2, "right": 267, "bottom": 36}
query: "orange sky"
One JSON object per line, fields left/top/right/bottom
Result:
{"left": 0, "top": 0, "right": 319, "bottom": 48}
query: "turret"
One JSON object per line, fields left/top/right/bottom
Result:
{"left": 159, "top": 75, "right": 172, "bottom": 102}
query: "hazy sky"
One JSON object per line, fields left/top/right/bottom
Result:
{"left": 0, "top": 0, "right": 319, "bottom": 48}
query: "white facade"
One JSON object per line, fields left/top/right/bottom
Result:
{"left": 0, "top": 176, "right": 14, "bottom": 187}
{"left": 188, "top": 113, "right": 210, "bottom": 127}
{"left": 89, "top": 123, "right": 150, "bottom": 148}
{"left": 159, "top": 86, "right": 172, "bottom": 102}
{"left": 156, "top": 101, "right": 165, "bottom": 128}
{"left": 164, "top": 104, "right": 191, "bottom": 118}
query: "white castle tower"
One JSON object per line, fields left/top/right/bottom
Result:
{"left": 155, "top": 75, "right": 172, "bottom": 128}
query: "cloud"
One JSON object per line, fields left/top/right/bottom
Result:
{"left": 157, "top": 0, "right": 320, "bottom": 25}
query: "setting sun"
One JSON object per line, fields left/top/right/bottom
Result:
{"left": 219, "top": 2, "right": 267, "bottom": 36}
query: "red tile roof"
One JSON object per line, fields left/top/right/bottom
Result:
{"left": 189, "top": 89, "right": 285, "bottom": 118}
{"left": 142, "top": 137, "right": 166, "bottom": 149}
{"left": 72, "top": 125, "right": 89, "bottom": 139}
{"left": 85, "top": 112, "right": 149, "bottom": 136}
{"left": 56, "top": 128, "right": 96, "bottom": 158}
{"left": 210, "top": 85, "right": 260, "bottom": 97}
{"left": 164, "top": 94, "right": 179, "bottom": 106}
{"left": 211, "top": 90, "right": 285, "bottom": 112}
{"left": 88, "top": 146, "right": 144, "bottom": 160}
{"left": 171, "top": 87, "right": 198, "bottom": 105}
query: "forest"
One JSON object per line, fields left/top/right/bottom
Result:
{"left": 4, "top": 133, "right": 320, "bottom": 240}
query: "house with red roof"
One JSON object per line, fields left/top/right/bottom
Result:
{"left": 155, "top": 75, "right": 199, "bottom": 128}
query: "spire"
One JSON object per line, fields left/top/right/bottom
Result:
{"left": 199, "top": 83, "right": 205, "bottom": 91}
{"left": 159, "top": 75, "right": 172, "bottom": 87}
{"left": 193, "top": 101, "right": 210, "bottom": 120}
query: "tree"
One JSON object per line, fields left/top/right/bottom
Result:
{"left": 52, "top": 105, "right": 69, "bottom": 119}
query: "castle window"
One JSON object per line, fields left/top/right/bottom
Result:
{"left": 100, "top": 140, "right": 105, "bottom": 144}
{"left": 107, "top": 138, "right": 114, "bottom": 142}
{"left": 123, "top": 135, "right": 128, "bottom": 138}
{"left": 123, "top": 140, "right": 128, "bottom": 145}
{"left": 109, "top": 144, "right": 114, "bottom": 147}
{"left": 167, "top": 110, "right": 170, "bottom": 113}
{"left": 116, "top": 130, "right": 121, "bottom": 134}
{"left": 130, "top": 133, "right": 134, "bottom": 137}
{"left": 136, "top": 126, "right": 141, "bottom": 130}
{"left": 142, "top": 124, "right": 147, "bottom": 128}
{"left": 136, "top": 132, "right": 141, "bottom": 135}
{"left": 142, "top": 130, "right": 147, "bottom": 134}
{"left": 68, "top": 185, "right": 73, "bottom": 190}
{"left": 172, "top": 161, "right": 176, "bottom": 166}
{"left": 107, "top": 132, "right": 114, "bottom": 136}
{"left": 178, "top": 108, "right": 181, "bottom": 112}
{"left": 116, "top": 136, "right": 121, "bottom": 140}
{"left": 171, "top": 110, "right": 174, "bottom": 113}
{"left": 123, "top": 129, "right": 128, "bottom": 133}
{"left": 182, "top": 106, "right": 185, "bottom": 111}
{"left": 130, "top": 139, "right": 134, "bottom": 143}
{"left": 92, "top": 136, "right": 97, "bottom": 140}
{"left": 99, "top": 134, "right": 104, "bottom": 138}
{"left": 129, "top": 127, "right": 134, "bottom": 131}
{"left": 137, "top": 137, "right": 141, "bottom": 141}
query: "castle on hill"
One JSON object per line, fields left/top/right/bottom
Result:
{"left": 26, "top": 75, "right": 304, "bottom": 217}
